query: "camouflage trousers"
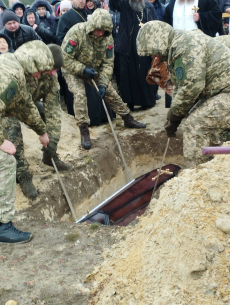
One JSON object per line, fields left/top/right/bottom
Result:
{"left": 2, "top": 117, "right": 29, "bottom": 180}
{"left": 183, "top": 93, "right": 230, "bottom": 167}
{"left": 65, "top": 74, "right": 129, "bottom": 126}
{"left": 0, "top": 149, "right": 16, "bottom": 223}
{"left": 2, "top": 102, "right": 45, "bottom": 181}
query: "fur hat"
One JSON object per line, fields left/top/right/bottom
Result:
{"left": 2, "top": 9, "right": 20, "bottom": 25}
{"left": 47, "top": 44, "right": 64, "bottom": 70}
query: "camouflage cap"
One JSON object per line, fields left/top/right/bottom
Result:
{"left": 137, "top": 21, "right": 174, "bottom": 57}
{"left": 14, "top": 41, "right": 54, "bottom": 75}
{"left": 86, "top": 8, "right": 113, "bottom": 35}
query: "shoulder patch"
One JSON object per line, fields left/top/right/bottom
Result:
{"left": 0, "top": 80, "right": 18, "bottom": 106}
{"left": 174, "top": 57, "right": 187, "bottom": 82}
{"left": 65, "top": 40, "right": 78, "bottom": 54}
{"left": 106, "top": 45, "right": 114, "bottom": 59}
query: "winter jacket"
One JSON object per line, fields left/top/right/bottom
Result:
{"left": 11, "top": 1, "right": 25, "bottom": 24}
{"left": 153, "top": 0, "right": 165, "bottom": 20}
{"left": 137, "top": 21, "right": 230, "bottom": 117}
{"left": 109, "top": 8, "right": 120, "bottom": 39}
{"left": 0, "top": 24, "right": 41, "bottom": 50}
{"left": 0, "top": 33, "right": 14, "bottom": 53}
{"left": 0, "top": 0, "right": 7, "bottom": 31}
{"left": 23, "top": 8, "right": 55, "bottom": 44}
{"left": 31, "top": 0, "right": 58, "bottom": 37}
{"left": 109, "top": 0, "right": 158, "bottom": 56}
{"left": 61, "top": 9, "right": 114, "bottom": 87}
{"left": 56, "top": 6, "right": 89, "bottom": 45}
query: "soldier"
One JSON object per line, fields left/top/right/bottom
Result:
{"left": 0, "top": 46, "right": 53, "bottom": 244}
{"left": 61, "top": 8, "right": 146, "bottom": 150}
{"left": 5, "top": 41, "right": 71, "bottom": 199}
{"left": 137, "top": 21, "right": 230, "bottom": 167}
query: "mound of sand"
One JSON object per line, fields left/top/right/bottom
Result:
{"left": 88, "top": 153, "right": 230, "bottom": 305}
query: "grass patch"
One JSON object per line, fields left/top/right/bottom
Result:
{"left": 90, "top": 223, "right": 100, "bottom": 231}
{"left": 65, "top": 232, "right": 80, "bottom": 242}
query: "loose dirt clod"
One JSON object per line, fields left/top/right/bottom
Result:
{"left": 87, "top": 151, "right": 230, "bottom": 305}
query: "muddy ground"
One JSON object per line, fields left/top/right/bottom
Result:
{"left": 0, "top": 89, "right": 184, "bottom": 305}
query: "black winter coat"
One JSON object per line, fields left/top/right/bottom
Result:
{"left": 31, "top": 0, "right": 58, "bottom": 39}
{"left": 23, "top": 8, "right": 55, "bottom": 44}
{"left": 162, "top": 0, "right": 223, "bottom": 37}
{"left": 0, "top": 24, "right": 41, "bottom": 50}
{"left": 56, "top": 7, "right": 88, "bottom": 45}
{"left": 109, "top": 0, "right": 158, "bottom": 56}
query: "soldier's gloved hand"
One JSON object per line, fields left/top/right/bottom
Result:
{"left": 83, "top": 67, "right": 98, "bottom": 79}
{"left": 97, "top": 86, "right": 106, "bottom": 101}
{"left": 164, "top": 109, "right": 184, "bottom": 137}
{"left": 43, "top": 141, "right": 57, "bottom": 158}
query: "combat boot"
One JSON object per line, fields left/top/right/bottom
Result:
{"left": 42, "top": 152, "right": 72, "bottom": 171}
{"left": 79, "top": 123, "right": 92, "bottom": 150}
{"left": 18, "top": 172, "right": 38, "bottom": 199}
{"left": 122, "top": 113, "right": 146, "bottom": 129}
{"left": 0, "top": 221, "right": 32, "bottom": 244}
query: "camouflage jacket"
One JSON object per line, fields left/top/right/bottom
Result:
{"left": 0, "top": 52, "right": 47, "bottom": 146}
{"left": 61, "top": 9, "right": 114, "bottom": 88}
{"left": 14, "top": 41, "right": 61, "bottom": 144}
{"left": 137, "top": 21, "right": 230, "bottom": 116}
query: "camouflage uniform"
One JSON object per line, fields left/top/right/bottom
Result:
{"left": 137, "top": 21, "right": 230, "bottom": 166}
{"left": 0, "top": 50, "right": 49, "bottom": 223}
{"left": 2, "top": 41, "right": 61, "bottom": 180}
{"left": 61, "top": 9, "right": 129, "bottom": 126}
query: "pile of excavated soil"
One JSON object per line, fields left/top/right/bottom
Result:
{"left": 88, "top": 152, "right": 230, "bottom": 305}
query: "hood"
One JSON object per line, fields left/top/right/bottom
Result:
{"left": 86, "top": 8, "right": 113, "bottom": 36}
{"left": 14, "top": 40, "right": 54, "bottom": 75}
{"left": 0, "top": 0, "right": 7, "bottom": 9}
{"left": 31, "top": 0, "right": 53, "bottom": 15}
{"left": 22, "top": 7, "right": 40, "bottom": 26}
{"left": 137, "top": 21, "right": 174, "bottom": 58}
{"left": 11, "top": 1, "right": 25, "bottom": 12}
{"left": 0, "top": 33, "right": 14, "bottom": 53}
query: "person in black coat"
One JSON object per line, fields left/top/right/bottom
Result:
{"left": 162, "top": 0, "right": 223, "bottom": 37}
{"left": 31, "top": 0, "right": 58, "bottom": 40}
{"left": 0, "top": 9, "right": 41, "bottom": 50}
{"left": 23, "top": 7, "right": 55, "bottom": 44}
{"left": 11, "top": 1, "right": 25, "bottom": 23}
{"left": 0, "top": 0, "right": 7, "bottom": 31}
{"left": 110, "top": 0, "right": 158, "bottom": 110}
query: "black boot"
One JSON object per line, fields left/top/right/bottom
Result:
{"left": 0, "top": 222, "right": 32, "bottom": 244}
{"left": 42, "top": 152, "right": 71, "bottom": 171}
{"left": 122, "top": 113, "right": 146, "bottom": 129}
{"left": 156, "top": 94, "right": 161, "bottom": 100}
{"left": 18, "top": 172, "right": 38, "bottom": 199}
{"left": 79, "top": 123, "right": 92, "bottom": 150}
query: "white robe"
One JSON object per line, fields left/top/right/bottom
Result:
{"left": 173, "top": 0, "right": 199, "bottom": 30}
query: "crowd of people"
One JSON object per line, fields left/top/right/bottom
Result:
{"left": 0, "top": 0, "right": 230, "bottom": 244}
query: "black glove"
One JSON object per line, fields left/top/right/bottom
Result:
{"left": 83, "top": 67, "right": 98, "bottom": 79}
{"left": 43, "top": 141, "right": 57, "bottom": 158}
{"left": 164, "top": 109, "right": 184, "bottom": 137}
{"left": 97, "top": 86, "right": 106, "bottom": 101}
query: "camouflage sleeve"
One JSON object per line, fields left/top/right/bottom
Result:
{"left": 17, "top": 84, "right": 47, "bottom": 135}
{"left": 170, "top": 43, "right": 206, "bottom": 117}
{"left": 61, "top": 28, "right": 85, "bottom": 76}
{"left": 43, "top": 76, "right": 61, "bottom": 144}
{"left": 0, "top": 100, "right": 6, "bottom": 145}
{"left": 98, "top": 37, "right": 114, "bottom": 87}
